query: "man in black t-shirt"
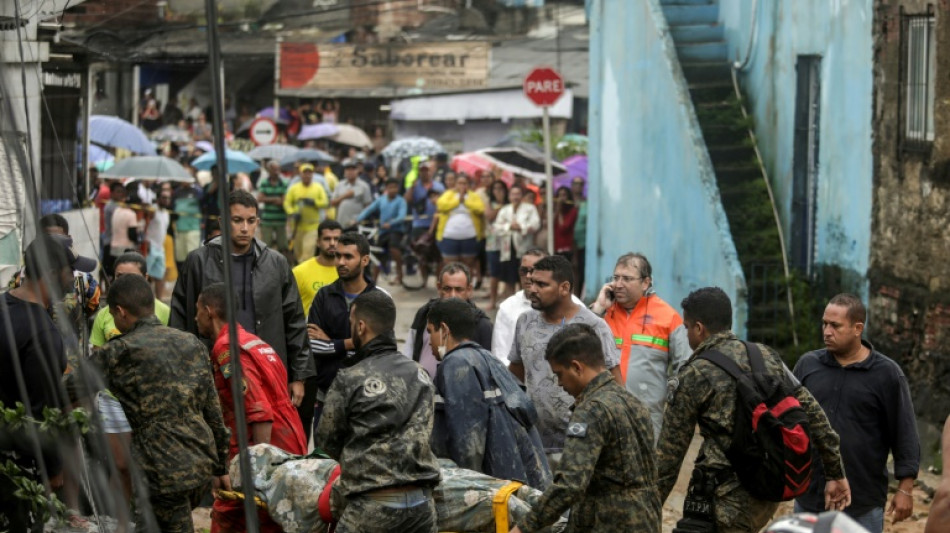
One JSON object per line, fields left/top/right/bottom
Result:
{"left": 0, "top": 235, "right": 74, "bottom": 532}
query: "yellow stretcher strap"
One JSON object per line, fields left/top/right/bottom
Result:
{"left": 216, "top": 489, "right": 268, "bottom": 510}
{"left": 491, "top": 481, "right": 524, "bottom": 533}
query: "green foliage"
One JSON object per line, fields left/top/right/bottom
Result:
{"left": 0, "top": 402, "right": 92, "bottom": 528}
{"left": 514, "top": 129, "right": 588, "bottom": 160}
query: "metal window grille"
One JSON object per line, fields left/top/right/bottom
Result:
{"left": 900, "top": 7, "right": 936, "bottom": 152}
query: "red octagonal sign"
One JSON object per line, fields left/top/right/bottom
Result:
{"left": 524, "top": 67, "right": 565, "bottom": 107}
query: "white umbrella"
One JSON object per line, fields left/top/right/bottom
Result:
{"left": 100, "top": 156, "right": 194, "bottom": 182}
{"left": 248, "top": 144, "right": 300, "bottom": 161}
{"left": 329, "top": 124, "right": 372, "bottom": 149}
{"left": 382, "top": 137, "right": 445, "bottom": 164}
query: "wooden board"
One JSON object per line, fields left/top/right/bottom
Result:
{"left": 279, "top": 41, "right": 491, "bottom": 92}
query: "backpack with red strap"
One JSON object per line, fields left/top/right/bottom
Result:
{"left": 700, "top": 341, "right": 814, "bottom": 502}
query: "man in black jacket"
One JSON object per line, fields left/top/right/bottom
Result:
{"left": 405, "top": 262, "right": 492, "bottom": 378}
{"left": 315, "top": 290, "right": 441, "bottom": 533}
{"left": 170, "top": 190, "right": 315, "bottom": 411}
{"left": 307, "top": 232, "right": 390, "bottom": 434}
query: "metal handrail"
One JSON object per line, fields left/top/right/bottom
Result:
{"left": 730, "top": 67, "right": 799, "bottom": 347}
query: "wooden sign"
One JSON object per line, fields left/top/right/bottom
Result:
{"left": 279, "top": 41, "right": 491, "bottom": 92}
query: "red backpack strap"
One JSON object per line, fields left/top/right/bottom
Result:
{"left": 318, "top": 465, "right": 342, "bottom": 529}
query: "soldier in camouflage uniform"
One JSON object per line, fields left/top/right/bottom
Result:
{"left": 315, "top": 290, "right": 442, "bottom": 533}
{"left": 81, "top": 275, "right": 231, "bottom": 533}
{"left": 511, "top": 323, "right": 661, "bottom": 533}
{"left": 657, "top": 287, "right": 851, "bottom": 533}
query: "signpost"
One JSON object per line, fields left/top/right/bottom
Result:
{"left": 249, "top": 117, "right": 278, "bottom": 146}
{"left": 523, "top": 67, "right": 565, "bottom": 255}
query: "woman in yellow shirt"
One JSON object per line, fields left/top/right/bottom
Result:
{"left": 435, "top": 173, "right": 485, "bottom": 273}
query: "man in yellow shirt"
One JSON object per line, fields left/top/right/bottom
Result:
{"left": 293, "top": 220, "right": 342, "bottom": 315}
{"left": 284, "top": 163, "right": 330, "bottom": 263}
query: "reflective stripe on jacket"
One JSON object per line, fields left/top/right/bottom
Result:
{"left": 603, "top": 294, "right": 690, "bottom": 441}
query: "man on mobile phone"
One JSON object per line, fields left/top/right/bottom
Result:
{"left": 589, "top": 253, "right": 691, "bottom": 442}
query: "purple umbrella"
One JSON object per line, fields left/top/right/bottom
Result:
{"left": 553, "top": 155, "right": 588, "bottom": 195}
{"left": 297, "top": 123, "right": 340, "bottom": 141}
{"left": 258, "top": 106, "right": 292, "bottom": 122}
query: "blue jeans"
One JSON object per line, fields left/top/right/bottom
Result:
{"left": 794, "top": 502, "right": 884, "bottom": 533}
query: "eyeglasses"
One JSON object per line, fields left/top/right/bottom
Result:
{"left": 519, "top": 267, "right": 534, "bottom": 275}
{"left": 609, "top": 275, "right": 643, "bottom": 284}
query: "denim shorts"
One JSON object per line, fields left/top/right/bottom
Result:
{"left": 437, "top": 237, "right": 478, "bottom": 258}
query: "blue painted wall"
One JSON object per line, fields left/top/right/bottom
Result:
{"left": 719, "top": 0, "right": 874, "bottom": 291}
{"left": 586, "top": 0, "right": 747, "bottom": 334}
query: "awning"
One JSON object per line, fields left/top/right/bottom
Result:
{"left": 390, "top": 88, "right": 573, "bottom": 123}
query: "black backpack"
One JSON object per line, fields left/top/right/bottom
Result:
{"left": 700, "top": 341, "right": 814, "bottom": 502}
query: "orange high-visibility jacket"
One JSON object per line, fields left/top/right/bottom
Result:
{"left": 603, "top": 293, "right": 691, "bottom": 440}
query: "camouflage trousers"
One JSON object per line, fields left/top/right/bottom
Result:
{"left": 715, "top": 484, "right": 779, "bottom": 533}
{"left": 136, "top": 482, "right": 210, "bottom": 533}
{"left": 335, "top": 494, "right": 437, "bottom": 533}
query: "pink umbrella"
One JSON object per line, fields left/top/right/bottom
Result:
{"left": 451, "top": 152, "right": 513, "bottom": 185}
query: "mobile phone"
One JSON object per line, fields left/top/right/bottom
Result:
{"left": 606, "top": 288, "right": 615, "bottom": 300}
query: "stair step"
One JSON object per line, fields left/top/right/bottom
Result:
{"left": 703, "top": 130, "right": 749, "bottom": 149}
{"left": 675, "top": 41, "right": 728, "bottom": 62}
{"left": 660, "top": 0, "right": 717, "bottom": 5}
{"left": 708, "top": 145, "right": 756, "bottom": 166}
{"left": 681, "top": 61, "right": 732, "bottom": 84}
{"left": 690, "top": 84, "right": 734, "bottom": 103}
{"left": 714, "top": 165, "right": 762, "bottom": 184}
{"left": 662, "top": 4, "right": 719, "bottom": 25}
{"left": 670, "top": 23, "right": 725, "bottom": 43}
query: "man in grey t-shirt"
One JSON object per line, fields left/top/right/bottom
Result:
{"left": 331, "top": 159, "right": 374, "bottom": 227}
{"left": 508, "top": 256, "right": 621, "bottom": 450}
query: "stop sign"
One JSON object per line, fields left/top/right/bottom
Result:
{"left": 523, "top": 67, "right": 565, "bottom": 107}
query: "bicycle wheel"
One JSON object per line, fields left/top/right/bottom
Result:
{"left": 400, "top": 250, "right": 428, "bottom": 290}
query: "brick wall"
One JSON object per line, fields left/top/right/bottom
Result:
{"left": 871, "top": 1, "right": 950, "bottom": 425}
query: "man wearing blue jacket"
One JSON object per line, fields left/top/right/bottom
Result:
{"left": 426, "top": 298, "right": 551, "bottom": 489}
{"left": 356, "top": 178, "right": 407, "bottom": 284}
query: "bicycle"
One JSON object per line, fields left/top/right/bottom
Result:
{"left": 351, "top": 221, "right": 439, "bottom": 291}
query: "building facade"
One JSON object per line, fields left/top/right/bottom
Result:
{"left": 587, "top": 0, "right": 948, "bottom": 422}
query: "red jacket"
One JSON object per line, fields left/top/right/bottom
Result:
{"left": 211, "top": 324, "right": 307, "bottom": 459}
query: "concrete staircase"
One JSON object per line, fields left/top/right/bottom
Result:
{"left": 660, "top": 0, "right": 791, "bottom": 346}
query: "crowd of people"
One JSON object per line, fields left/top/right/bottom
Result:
{"left": 2, "top": 117, "right": 947, "bottom": 533}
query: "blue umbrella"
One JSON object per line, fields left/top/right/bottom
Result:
{"left": 87, "top": 115, "right": 156, "bottom": 155}
{"left": 191, "top": 149, "right": 259, "bottom": 174}
{"left": 87, "top": 144, "right": 113, "bottom": 164}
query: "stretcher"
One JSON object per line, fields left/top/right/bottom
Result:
{"left": 219, "top": 444, "right": 566, "bottom": 533}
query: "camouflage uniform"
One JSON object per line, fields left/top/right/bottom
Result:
{"left": 87, "top": 316, "right": 230, "bottom": 533}
{"left": 315, "top": 335, "right": 441, "bottom": 533}
{"left": 657, "top": 331, "right": 846, "bottom": 533}
{"left": 517, "top": 371, "right": 661, "bottom": 533}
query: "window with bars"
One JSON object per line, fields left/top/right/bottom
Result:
{"left": 900, "top": 7, "right": 936, "bottom": 152}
